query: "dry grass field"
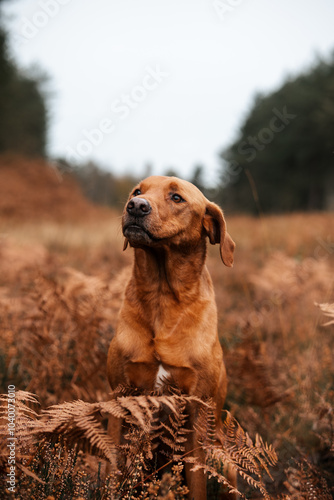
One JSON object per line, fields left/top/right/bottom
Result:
{"left": 0, "top": 158, "right": 333, "bottom": 499}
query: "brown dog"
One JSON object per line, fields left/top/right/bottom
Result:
{"left": 107, "top": 175, "right": 236, "bottom": 499}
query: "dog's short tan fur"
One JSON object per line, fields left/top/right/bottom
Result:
{"left": 107, "top": 176, "right": 236, "bottom": 499}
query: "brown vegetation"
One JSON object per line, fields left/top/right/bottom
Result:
{"left": 0, "top": 159, "right": 333, "bottom": 498}
{"left": 0, "top": 154, "right": 112, "bottom": 222}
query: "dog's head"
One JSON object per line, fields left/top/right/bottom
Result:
{"left": 122, "top": 176, "right": 235, "bottom": 266}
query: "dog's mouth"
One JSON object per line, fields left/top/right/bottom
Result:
{"left": 123, "top": 222, "right": 160, "bottom": 246}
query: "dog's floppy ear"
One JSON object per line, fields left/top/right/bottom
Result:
{"left": 123, "top": 238, "right": 129, "bottom": 251}
{"left": 203, "top": 202, "right": 235, "bottom": 267}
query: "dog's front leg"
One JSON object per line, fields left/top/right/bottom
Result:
{"left": 107, "top": 413, "right": 123, "bottom": 471}
{"left": 184, "top": 406, "right": 207, "bottom": 500}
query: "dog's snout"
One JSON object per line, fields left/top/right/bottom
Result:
{"left": 127, "top": 197, "right": 152, "bottom": 217}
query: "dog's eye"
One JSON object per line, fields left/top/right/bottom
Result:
{"left": 133, "top": 189, "right": 141, "bottom": 196}
{"left": 171, "top": 193, "right": 184, "bottom": 203}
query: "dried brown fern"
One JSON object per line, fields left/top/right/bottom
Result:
{"left": 1, "top": 268, "right": 117, "bottom": 406}
{"left": 227, "top": 331, "right": 289, "bottom": 410}
{"left": 0, "top": 390, "right": 39, "bottom": 448}
{"left": 33, "top": 388, "right": 205, "bottom": 463}
{"left": 315, "top": 302, "right": 334, "bottom": 326}
{"left": 0, "top": 391, "right": 40, "bottom": 492}
{"left": 190, "top": 406, "right": 277, "bottom": 499}
{"left": 2, "top": 217, "right": 332, "bottom": 498}
{"left": 0, "top": 389, "right": 278, "bottom": 498}
{"left": 34, "top": 400, "right": 116, "bottom": 463}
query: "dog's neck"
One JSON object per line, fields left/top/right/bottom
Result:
{"left": 131, "top": 241, "right": 208, "bottom": 303}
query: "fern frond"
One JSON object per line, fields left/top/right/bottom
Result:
{"left": 33, "top": 400, "right": 116, "bottom": 462}
{"left": 3, "top": 388, "right": 278, "bottom": 499}
{"left": 117, "top": 395, "right": 153, "bottom": 431}
{"left": 0, "top": 390, "right": 39, "bottom": 441}
{"left": 194, "top": 402, "right": 216, "bottom": 447}
{"left": 193, "top": 407, "right": 277, "bottom": 499}
{"left": 188, "top": 460, "right": 243, "bottom": 499}
{"left": 315, "top": 302, "right": 334, "bottom": 326}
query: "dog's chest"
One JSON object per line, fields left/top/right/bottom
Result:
{"left": 122, "top": 334, "right": 198, "bottom": 392}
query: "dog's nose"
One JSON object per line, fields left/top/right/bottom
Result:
{"left": 127, "top": 197, "right": 152, "bottom": 217}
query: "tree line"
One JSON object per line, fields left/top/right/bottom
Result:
{"left": 219, "top": 55, "right": 334, "bottom": 213}
{"left": 0, "top": 4, "right": 47, "bottom": 157}
{"left": 1, "top": 2, "right": 333, "bottom": 212}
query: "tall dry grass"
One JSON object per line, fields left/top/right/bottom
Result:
{"left": 0, "top": 212, "right": 333, "bottom": 498}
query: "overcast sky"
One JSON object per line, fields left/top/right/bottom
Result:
{"left": 3, "top": 0, "right": 334, "bottom": 183}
